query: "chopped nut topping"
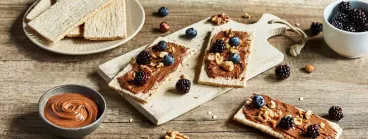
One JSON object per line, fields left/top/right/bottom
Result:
{"left": 151, "top": 53, "right": 157, "bottom": 59}
{"left": 206, "top": 53, "right": 215, "bottom": 61}
{"left": 215, "top": 53, "right": 224, "bottom": 64}
{"left": 320, "top": 122, "right": 325, "bottom": 128}
{"left": 210, "top": 13, "right": 230, "bottom": 25}
{"left": 274, "top": 110, "right": 283, "bottom": 119}
{"left": 270, "top": 120, "right": 277, "bottom": 128}
{"left": 268, "top": 100, "right": 276, "bottom": 109}
{"left": 226, "top": 43, "right": 231, "bottom": 49}
{"left": 220, "top": 61, "right": 234, "bottom": 72}
{"left": 150, "top": 62, "right": 157, "bottom": 67}
{"left": 294, "top": 117, "right": 303, "bottom": 125}
{"left": 159, "top": 52, "right": 169, "bottom": 58}
{"left": 140, "top": 65, "right": 152, "bottom": 75}
{"left": 245, "top": 100, "right": 251, "bottom": 105}
{"left": 168, "top": 46, "right": 176, "bottom": 53}
{"left": 229, "top": 48, "right": 239, "bottom": 54}
{"left": 226, "top": 29, "right": 235, "bottom": 37}
{"left": 304, "top": 110, "right": 313, "bottom": 119}
{"left": 156, "top": 62, "right": 164, "bottom": 68}
{"left": 130, "top": 58, "right": 136, "bottom": 65}
{"left": 164, "top": 130, "right": 189, "bottom": 139}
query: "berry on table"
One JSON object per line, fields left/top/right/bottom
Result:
{"left": 185, "top": 28, "right": 198, "bottom": 38}
{"left": 275, "top": 64, "right": 290, "bottom": 80}
{"left": 154, "top": 40, "right": 167, "bottom": 51}
{"left": 158, "top": 7, "right": 169, "bottom": 17}
{"left": 252, "top": 95, "right": 265, "bottom": 108}
{"left": 338, "top": 1, "right": 352, "bottom": 14}
{"left": 229, "top": 36, "right": 241, "bottom": 46}
{"left": 132, "top": 70, "right": 149, "bottom": 86}
{"left": 175, "top": 76, "right": 191, "bottom": 94}
{"left": 329, "top": 106, "right": 344, "bottom": 121}
{"left": 163, "top": 54, "right": 174, "bottom": 65}
{"left": 310, "top": 22, "right": 323, "bottom": 36}
{"left": 306, "top": 124, "right": 320, "bottom": 138}
{"left": 229, "top": 53, "right": 241, "bottom": 63}
{"left": 136, "top": 50, "right": 152, "bottom": 65}
{"left": 160, "top": 22, "right": 170, "bottom": 33}
{"left": 278, "top": 116, "right": 294, "bottom": 130}
{"left": 211, "top": 39, "right": 226, "bottom": 53}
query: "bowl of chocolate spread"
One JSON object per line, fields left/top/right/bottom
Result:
{"left": 38, "top": 84, "right": 106, "bottom": 138}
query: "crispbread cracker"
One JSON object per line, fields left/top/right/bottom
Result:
{"left": 28, "top": 0, "right": 114, "bottom": 43}
{"left": 108, "top": 37, "right": 197, "bottom": 103}
{"left": 66, "top": 25, "right": 84, "bottom": 37}
{"left": 26, "top": 0, "right": 56, "bottom": 21}
{"left": 233, "top": 96, "right": 343, "bottom": 139}
{"left": 84, "top": 0, "right": 127, "bottom": 40}
{"left": 198, "top": 27, "right": 254, "bottom": 88}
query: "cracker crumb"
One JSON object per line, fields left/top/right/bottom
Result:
{"left": 299, "top": 97, "right": 304, "bottom": 101}
{"left": 129, "top": 118, "right": 133, "bottom": 122}
{"left": 212, "top": 115, "right": 217, "bottom": 119}
{"left": 208, "top": 111, "right": 212, "bottom": 115}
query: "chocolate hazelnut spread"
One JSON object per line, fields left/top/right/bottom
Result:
{"left": 118, "top": 42, "right": 188, "bottom": 94}
{"left": 243, "top": 94, "right": 337, "bottom": 138}
{"left": 44, "top": 93, "right": 99, "bottom": 128}
{"left": 205, "top": 30, "right": 251, "bottom": 79}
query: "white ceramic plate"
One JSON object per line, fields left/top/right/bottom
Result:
{"left": 23, "top": 0, "right": 145, "bottom": 55}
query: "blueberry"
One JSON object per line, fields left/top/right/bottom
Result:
{"left": 253, "top": 95, "right": 265, "bottom": 109}
{"left": 154, "top": 40, "right": 167, "bottom": 51}
{"left": 229, "top": 53, "right": 241, "bottom": 63}
{"left": 158, "top": 7, "right": 169, "bottom": 17}
{"left": 163, "top": 54, "right": 174, "bottom": 65}
{"left": 230, "top": 36, "right": 241, "bottom": 46}
{"left": 185, "top": 28, "right": 197, "bottom": 38}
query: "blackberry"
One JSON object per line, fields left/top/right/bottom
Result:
{"left": 175, "top": 77, "right": 191, "bottom": 94}
{"left": 278, "top": 116, "right": 294, "bottom": 130}
{"left": 136, "top": 50, "right": 152, "bottom": 65}
{"left": 132, "top": 71, "right": 149, "bottom": 86}
{"left": 329, "top": 106, "right": 344, "bottom": 121}
{"left": 306, "top": 124, "right": 320, "bottom": 138}
{"left": 310, "top": 22, "right": 323, "bottom": 36}
{"left": 344, "top": 22, "right": 357, "bottom": 32}
{"left": 331, "top": 20, "right": 344, "bottom": 30}
{"left": 275, "top": 65, "right": 290, "bottom": 80}
{"left": 338, "top": 1, "right": 352, "bottom": 14}
{"left": 211, "top": 39, "right": 226, "bottom": 53}
{"left": 332, "top": 13, "right": 348, "bottom": 23}
{"left": 349, "top": 9, "right": 367, "bottom": 24}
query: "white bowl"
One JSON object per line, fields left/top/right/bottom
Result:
{"left": 323, "top": 0, "right": 368, "bottom": 58}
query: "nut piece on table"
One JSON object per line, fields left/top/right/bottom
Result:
{"left": 160, "top": 22, "right": 170, "bottom": 33}
{"left": 164, "top": 130, "right": 189, "bottom": 139}
{"left": 210, "top": 13, "right": 230, "bottom": 25}
{"left": 305, "top": 64, "right": 315, "bottom": 73}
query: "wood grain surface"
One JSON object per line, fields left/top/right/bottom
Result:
{"left": 1, "top": 0, "right": 368, "bottom": 138}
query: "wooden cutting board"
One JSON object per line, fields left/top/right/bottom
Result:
{"left": 97, "top": 13, "right": 286, "bottom": 125}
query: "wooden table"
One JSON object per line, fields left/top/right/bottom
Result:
{"left": 2, "top": 0, "right": 368, "bottom": 138}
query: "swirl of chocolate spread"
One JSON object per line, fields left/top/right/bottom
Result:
{"left": 44, "top": 93, "right": 99, "bottom": 128}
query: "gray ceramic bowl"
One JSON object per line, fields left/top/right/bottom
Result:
{"left": 38, "top": 84, "right": 106, "bottom": 138}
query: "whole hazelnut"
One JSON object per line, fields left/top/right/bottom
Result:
{"left": 160, "top": 22, "right": 170, "bottom": 33}
{"left": 305, "top": 64, "right": 315, "bottom": 73}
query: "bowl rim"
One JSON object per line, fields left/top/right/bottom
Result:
{"left": 324, "top": 0, "right": 368, "bottom": 35}
{"left": 38, "top": 84, "right": 106, "bottom": 131}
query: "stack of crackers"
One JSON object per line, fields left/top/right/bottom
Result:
{"left": 26, "top": 0, "right": 127, "bottom": 43}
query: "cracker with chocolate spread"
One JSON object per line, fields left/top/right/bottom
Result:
{"left": 233, "top": 93, "right": 343, "bottom": 139}
{"left": 108, "top": 37, "right": 197, "bottom": 103}
{"left": 198, "top": 28, "right": 253, "bottom": 88}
